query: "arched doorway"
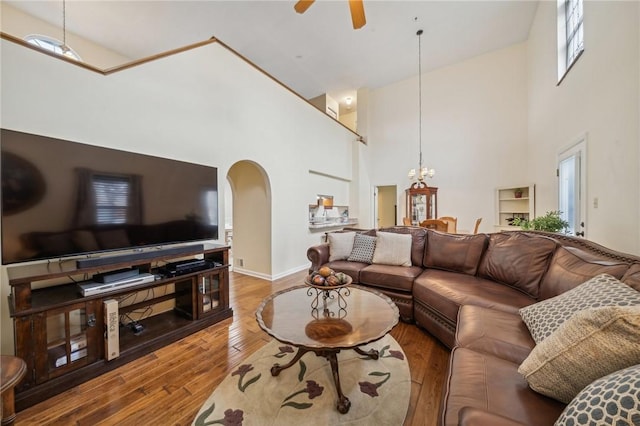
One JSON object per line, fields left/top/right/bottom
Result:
{"left": 226, "top": 160, "right": 272, "bottom": 278}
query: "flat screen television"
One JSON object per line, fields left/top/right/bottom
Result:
{"left": 1, "top": 129, "right": 219, "bottom": 265}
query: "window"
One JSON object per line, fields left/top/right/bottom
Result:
{"left": 93, "top": 174, "right": 131, "bottom": 225}
{"left": 24, "top": 34, "right": 81, "bottom": 61}
{"left": 557, "top": 0, "right": 584, "bottom": 83}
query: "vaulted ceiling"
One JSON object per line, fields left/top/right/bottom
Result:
{"left": 6, "top": 1, "right": 539, "bottom": 113}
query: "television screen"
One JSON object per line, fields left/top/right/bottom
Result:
{"left": 1, "top": 129, "right": 219, "bottom": 265}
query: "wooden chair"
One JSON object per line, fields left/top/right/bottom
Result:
{"left": 402, "top": 217, "right": 412, "bottom": 226}
{"left": 419, "top": 219, "right": 449, "bottom": 232}
{"left": 438, "top": 216, "right": 457, "bottom": 233}
{"left": 472, "top": 217, "right": 482, "bottom": 234}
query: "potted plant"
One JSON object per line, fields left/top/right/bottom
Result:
{"left": 511, "top": 211, "right": 569, "bottom": 233}
{"left": 514, "top": 188, "right": 524, "bottom": 198}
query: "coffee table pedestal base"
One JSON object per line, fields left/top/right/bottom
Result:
{"left": 270, "top": 346, "right": 380, "bottom": 414}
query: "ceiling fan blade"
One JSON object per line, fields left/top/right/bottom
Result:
{"left": 349, "top": 0, "right": 366, "bottom": 29}
{"left": 294, "top": 0, "right": 315, "bottom": 14}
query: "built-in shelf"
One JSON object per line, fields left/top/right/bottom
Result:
{"left": 495, "top": 184, "right": 535, "bottom": 230}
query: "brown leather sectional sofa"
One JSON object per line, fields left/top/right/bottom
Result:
{"left": 307, "top": 227, "right": 640, "bottom": 425}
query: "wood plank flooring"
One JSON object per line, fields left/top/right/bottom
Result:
{"left": 15, "top": 270, "right": 450, "bottom": 426}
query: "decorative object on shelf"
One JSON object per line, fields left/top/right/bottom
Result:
{"left": 408, "top": 29, "right": 435, "bottom": 186}
{"left": 512, "top": 210, "right": 569, "bottom": 233}
{"left": 514, "top": 188, "right": 524, "bottom": 198}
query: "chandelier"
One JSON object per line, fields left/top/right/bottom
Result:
{"left": 408, "top": 29, "right": 435, "bottom": 185}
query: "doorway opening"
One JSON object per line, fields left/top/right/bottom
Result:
{"left": 375, "top": 185, "right": 398, "bottom": 228}
{"left": 558, "top": 135, "right": 587, "bottom": 237}
{"left": 227, "top": 160, "right": 272, "bottom": 277}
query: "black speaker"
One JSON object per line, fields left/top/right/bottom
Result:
{"left": 76, "top": 244, "right": 205, "bottom": 269}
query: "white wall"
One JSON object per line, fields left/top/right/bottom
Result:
{"left": 365, "top": 43, "right": 529, "bottom": 233}
{"left": 527, "top": 1, "right": 640, "bottom": 253}
{"left": 0, "top": 39, "right": 357, "bottom": 354}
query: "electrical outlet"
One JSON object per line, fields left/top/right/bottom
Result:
{"left": 237, "top": 258, "right": 244, "bottom": 267}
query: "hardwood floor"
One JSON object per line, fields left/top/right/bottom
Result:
{"left": 15, "top": 270, "right": 450, "bottom": 426}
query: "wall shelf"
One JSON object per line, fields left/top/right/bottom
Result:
{"left": 495, "top": 184, "right": 535, "bottom": 230}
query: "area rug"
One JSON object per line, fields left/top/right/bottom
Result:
{"left": 192, "top": 334, "right": 410, "bottom": 425}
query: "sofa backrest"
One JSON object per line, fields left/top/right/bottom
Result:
{"left": 539, "top": 246, "right": 631, "bottom": 300}
{"left": 423, "top": 231, "right": 488, "bottom": 276}
{"left": 622, "top": 264, "right": 640, "bottom": 291}
{"left": 378, "top": 226, "right": 428, "bottom": 267}
{"left": 477, "top": 232, "right": 558, "bottom": 299}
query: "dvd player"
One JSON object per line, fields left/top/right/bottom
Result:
{"left": 78, "top": 273, "right": 156, "bottom": 296}
{"left": 161, "top": 259, "right": 212, "bottom": 277}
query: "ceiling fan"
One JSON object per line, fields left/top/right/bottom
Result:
{"left": 294, "top": 0, "right": 366, "bottom": 30}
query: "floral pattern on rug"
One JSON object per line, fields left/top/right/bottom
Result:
{"left": 193, "top": 335, "right": 411, "bottom": 426}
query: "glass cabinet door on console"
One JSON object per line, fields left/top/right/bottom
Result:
{"left": 24, "top": 301, "right": 100, "bottom": 386}
{"left": 197, "top": 270, "right": 226, "bottom": 318}
{"left": 406, "top": 183, "right": 438, "bottom": 225}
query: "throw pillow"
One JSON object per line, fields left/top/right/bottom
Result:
{"left": 519, "top": 273, "right": 640, "bottom": 344}
{"left": 347, "top": 234, "right": 377, "bottom": 264}
{"left": 328, "top": 232, "right": 356, "bottom": 261}
{"left": 554, "top": 365, "right": 640, "bottom": 426}
{"left": 372, "top": 231, "right": 412, "bottom": 266}
{"left": 518, "top": 305, "right": 640, "bottom": 404}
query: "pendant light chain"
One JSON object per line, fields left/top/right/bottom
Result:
{"left": 62, "top": 0, "right": 67, "bottom": 47}
{"left": 417, "top": 29, "right": 423, "bottom": 173}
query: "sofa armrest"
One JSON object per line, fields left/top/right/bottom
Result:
{"left": 307, "top": 243, "right": 330, "bottom": 272}
{"left": 458, "top": 407, "right": 528, "bottom": 426}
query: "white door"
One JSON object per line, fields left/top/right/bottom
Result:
{"left": 558, "top": 137, "right": 587, "bottom": 237}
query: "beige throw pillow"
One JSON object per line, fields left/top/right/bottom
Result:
{"left": 372, "top": 232, "right": 412, "bottom": 266}
{"left": 518, "top": 305, "right": 640, "bottom": 404}
{"left": 328, "top": 232, "right": 356, "bottom": 261}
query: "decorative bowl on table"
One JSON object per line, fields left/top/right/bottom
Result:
{"left": 305, "top": 267, "right": 352, "bottom": 289}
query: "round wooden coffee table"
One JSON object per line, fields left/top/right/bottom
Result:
{"left": 255, "top": 284, "right": 399, "bottom": 414}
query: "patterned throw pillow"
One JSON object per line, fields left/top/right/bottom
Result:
{"left": 519, "top": 274, "right": 640, "bottom": 344}
{"left": 518, "top": 306, "right": 640, "bottom": 403}
{"left": 347, "top": 234, "right": 377, "bottom": 264}
{"left": 372, "top": 232, "right": 412, "bottom": 266}
{"left": 555, "top": 365, "right": 640, "bottom": 426}
{"left": 328, "top": 232, "right": 356, "bottom": 261}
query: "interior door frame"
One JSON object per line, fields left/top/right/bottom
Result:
{"left": 373, "top": 185, "right": 398, "bottom": 229}
{"left": 557, "top": 133, "right": 588, "bottom": 237}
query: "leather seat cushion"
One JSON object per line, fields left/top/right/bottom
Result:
{"left": 413, "top": 269, "right": 534, "bottom": 325}
{"left": 440, "top": 347, "right": 565, "bottom": 426}
{"left": 455, "top": 305, "right": 535, "bottom": 364}
{"left": 360, "top": 264, "right": 423, "bottom": 293}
